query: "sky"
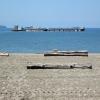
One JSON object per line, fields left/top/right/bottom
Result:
{"left": 0, "top": 0, "right": 100, "bottom": 28}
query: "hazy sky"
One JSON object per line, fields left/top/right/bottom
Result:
{"left": 0, "top": 0, "right": 100, "bottom": 28}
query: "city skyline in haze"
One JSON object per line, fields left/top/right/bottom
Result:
{"left": 0, "top": 0, "right": 100, "bottom": 28}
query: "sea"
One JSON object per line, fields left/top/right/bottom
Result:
{"left": 0, "top": 28, "right": 100, "bottom": 53}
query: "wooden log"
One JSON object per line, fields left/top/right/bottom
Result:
{"left": 44, "top": 64, "right": 71, "bottom": 69}
{"left": 72, "top": 64, "right": 92, "bottom": 69}
{"left": 44, "top": 50, "right": 88, "bottom": 56}
{"left": 44, "top": 53, "right": 88, "bottom": 56}
{"left": 27, "top": 64, "right": 92, "bottom": 69}
{"left": 0, "top": 53, "right": 9, "bottom": 56}
{"left": 27, "top": 64, "right": 71, "bottom": 69}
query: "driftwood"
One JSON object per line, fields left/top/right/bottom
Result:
{"left": 27, "top": 64, "right": 71, "bottom": 69}
{"left": 44, "top": 53, "right": 88, "bottom": 56}
{"left": 44, "top": 50, "right": 88, "bottom": 56}
{"left": 70, "top": 64, "right": 92, "bottom": 69}
{"left": 27, "top": 64, "right": 92, "bottom": 69}
{"left": 0, "top": 52, "right": 9, "bottom": 56}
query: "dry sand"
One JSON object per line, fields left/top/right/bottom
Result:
{"left": 0, "top": 53, "right": 100, "bottom": 100}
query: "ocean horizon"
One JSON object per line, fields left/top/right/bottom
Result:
{"left": 0, "top": 28, "right": 100, "bottom": 53}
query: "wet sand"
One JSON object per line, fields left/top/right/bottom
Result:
{"left": 0, "top": 53, "right": 100, "bottom": 100}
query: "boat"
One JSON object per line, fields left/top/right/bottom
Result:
{"left": 12, "top": 25, "right": 85, "bottom": 32}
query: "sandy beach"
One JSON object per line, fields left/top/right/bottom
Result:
{"left": 0, "top": 53, "right": 100, "bottom": 100}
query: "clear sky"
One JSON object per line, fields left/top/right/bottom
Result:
{"left": 0, "top": 0, "right": 100, "bottom": 28}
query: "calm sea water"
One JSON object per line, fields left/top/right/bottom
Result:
{"left": 0, "top": 28, "right": 100, "bottom": 53}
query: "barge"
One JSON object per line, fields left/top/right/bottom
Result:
{"left": 12, "top": 25, "right": 85, "bottom": 32}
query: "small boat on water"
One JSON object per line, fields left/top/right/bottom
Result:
{"left": 44, "top": 49, "right": 88, "bottom": 56}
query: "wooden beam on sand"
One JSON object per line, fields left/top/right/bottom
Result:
{"left": 0, "top": 52, "right": 9, "bottom": 56}
{"left": 44, "top": 50, "right": 88, "bottom": 56}
{"left": 27, "top": 64, "right": 92, "bottom": 69}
